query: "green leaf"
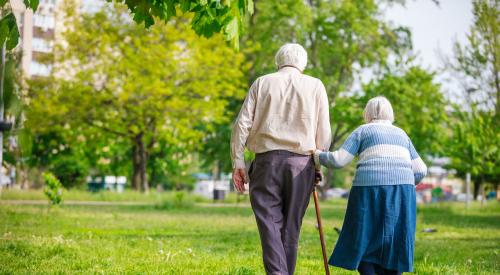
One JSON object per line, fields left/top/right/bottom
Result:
{"left": 0, "top": 0, "right": 8, "bottom": 7}
{"left": 0, "top": 13, "right": 21, "bottom": 50}
{"left": 206, "top": 7, "right": 216, "bottom": 19}
{"left": 23, "top": 0, "right": 39, "bottom": 10}
{"left": 164, "top": 2, "right": 176, "bottom": 20}
{"left": 247, "top": 0, "right": 254, "bottom": 15}
{"left": 0, "top": 21, "right": 8, "bottom": 46}
{"left": 6, "top": 24, "right": 19, "bottom": 50}
{"left": 223, "top": 16, "right": 239, "bottom": 50}
{"left": 223, "top": 16, "right": 238, "bottom": 41}
{"left": 180, "top": 0, "right": 191, "bottom": 12}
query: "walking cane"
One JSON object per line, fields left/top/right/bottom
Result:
{"left": 313, "top": 173, "right": 330, "bottom": 275}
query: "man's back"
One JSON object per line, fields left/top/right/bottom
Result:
{"left": 230, "top": 66, "right": 331, "bottom": 169}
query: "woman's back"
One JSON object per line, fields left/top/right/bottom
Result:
{"left": 352, "top": 120, "right": 416, "bottom": 187}
{"left": 318, "top": 119, "right": 427, "bottom": 187}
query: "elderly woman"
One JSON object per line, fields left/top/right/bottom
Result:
{"left": 314, "top": 96, "right": 427, "bottom": 275}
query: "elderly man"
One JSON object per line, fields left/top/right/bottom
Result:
{"left": 230, "top": 43, "right": 331, "bottom": 275}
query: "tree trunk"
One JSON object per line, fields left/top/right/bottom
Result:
{"left": 132, "top": 133, "right": 149, "bottom": 192}
{"left": 212, "top": 160, "right": 221, "bottom": 181}
{"left": 473, "top": 178, "right": 481, "bottom": 200}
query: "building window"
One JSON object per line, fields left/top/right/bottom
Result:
{"left": 29, "top": 61, "right": 52, "bottom": 77}
{"left": 82, "top": 0, "right": 105, "bottom": 14}
{"left": 33, "top": 14, "right": 55, "bottom": 30}
{"left": 40, "top": 0, "right": 57, "bottom": 5}
{"left": 32, "top": 38, "right": 53, "bottom": 53}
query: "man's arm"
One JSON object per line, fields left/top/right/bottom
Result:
{"left": 315, "top": 81, "right": 332, "bottom": 157}
{"left": 230, "top": 80, "right": 258, "bottom": 192}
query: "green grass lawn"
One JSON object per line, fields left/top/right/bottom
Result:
{"left": 0, "top": 192, "right": 499, "bottom": 274}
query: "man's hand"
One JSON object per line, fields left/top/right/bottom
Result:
{"left": 232, "top": 168, "right": 247, "bottom": 193}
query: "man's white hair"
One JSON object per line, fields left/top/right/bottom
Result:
{"left": 275, "top": 43, "right": 308, "bottom": 71}
{"left": 363, "top": 96, "right": 395, "bottom": 123}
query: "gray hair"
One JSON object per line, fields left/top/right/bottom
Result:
{"left": 363, "top": 96, "right": 395, "bottom": 123}
{"left": 275, "top": 43, "right": 308, "bottom": 71}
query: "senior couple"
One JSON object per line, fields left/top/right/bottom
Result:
{"left": 230, "top": 43, "right": 427, "bottom": 275}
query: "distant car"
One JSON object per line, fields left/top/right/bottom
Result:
{"left": 325, "top": 188, "right": 348, "bottom": 199}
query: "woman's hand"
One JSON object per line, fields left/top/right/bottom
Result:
{"left": 314, "top": 149, "right": 323, "bottom": 170}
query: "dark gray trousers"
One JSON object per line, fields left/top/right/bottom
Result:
{"left": 249, "top": 150, "right": 315, "bottom": 275}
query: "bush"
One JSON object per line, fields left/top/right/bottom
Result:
{"left": 155, "top": 191, "right": 194, "bottom": 210}
{"left": 49, "top": 155, "right": 89, "bottom": 189}
{"left": 43, "top": 172, "right": 63, "bottom": 205}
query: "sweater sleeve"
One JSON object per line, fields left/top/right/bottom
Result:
{"left": 408, "top": 139, "right": 427, "bottom": 184}
{"left": 318, "top": 128, "right": 361, "bottom": 168}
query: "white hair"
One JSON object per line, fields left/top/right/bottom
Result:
{"left": 275, "top": 43, "right": 308, "bottom": 71}
{"left": 363, "top": 96, "right": 395, "bottom": 123}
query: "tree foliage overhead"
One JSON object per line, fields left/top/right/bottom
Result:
{"left": 111, "top": 0, "right": 254, "bottom": 49}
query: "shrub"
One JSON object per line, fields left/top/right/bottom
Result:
{"left": 49, "top": 155, "right": 89, "bottom": 189}
{"left": 43, "top": 172, "right": 63, "bottom": 205}
{"left": 155, "top": 191, "right": 194, "bottom": 210}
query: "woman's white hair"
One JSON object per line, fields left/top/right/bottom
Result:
{"left": 275, "top": 43, "right": 308, "bottom": 71}
{"left": 363, "top": 96, "right": 395, "bottom": 123}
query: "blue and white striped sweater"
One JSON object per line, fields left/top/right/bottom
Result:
{"left": 317, "top": 120, "right": 427, "bottom": 186}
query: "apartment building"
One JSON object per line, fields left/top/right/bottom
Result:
{"left": 11, "top": 0, "right": 59, "bottom": 78}
{"left": 11, "top": 0, "right": 102, "bottom": 78}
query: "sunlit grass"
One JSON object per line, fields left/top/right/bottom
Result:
{"left": 0, "top": 192, "right": 499, "bottom": 274}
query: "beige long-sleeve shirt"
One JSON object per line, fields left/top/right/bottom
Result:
{"left": 230, "top": 67, "right": 332, "bottom": 169}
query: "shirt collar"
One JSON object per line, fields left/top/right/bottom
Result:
{"left": 278, "top": 66, "right": 302, "bottom": 74}
{"left": 370, "top": 119, "right": 393, "bottom": 124}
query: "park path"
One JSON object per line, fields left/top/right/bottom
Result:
{"left": 0, "top": 200, "right": 250, "bottom": 207}
{"left": 0, "top": 200, "right": 154, "bottom": 206}
{"left": 0, "top": 200, "right": 342, "bottom": 209}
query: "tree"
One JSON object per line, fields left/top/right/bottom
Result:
{"left": 26, "top": 2, "right": 247, "bottom": 191}
{"left": 447, "top": 0, "right": 499, "bottom": 115}
{"left": 446, "top": 0, "right": 500, "bottom": 198}
{"left": 447, "top": 108, "right": 499, "bottom": 199}
{"left": 111, "top": 0, "right": 254, "bottom": 49}
{"left": 362, "top": 67, "right": 448, "bottom": 157}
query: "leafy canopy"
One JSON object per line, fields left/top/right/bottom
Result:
{"left": 110, "top": 0, "right": 254, "bottom": 49}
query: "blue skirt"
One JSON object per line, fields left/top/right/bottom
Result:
{"left": 329, "top": 184, "right": 416, "bottom": 272}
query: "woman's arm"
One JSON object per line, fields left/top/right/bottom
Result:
{"left": 408, "top": 139, "right": 427, "bottom": 184}
{"left": 315, "top": 149, "right": 355, "bottom": 168}
{"left": 314, "top": 128, "right": 361, "bottom": 169}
